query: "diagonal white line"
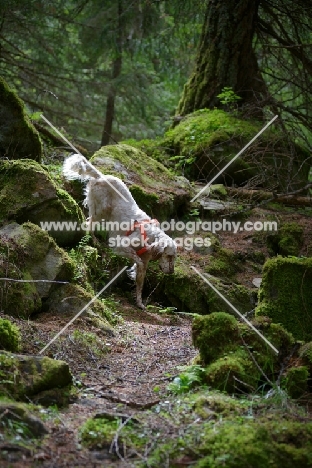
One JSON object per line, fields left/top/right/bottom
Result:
{"left": 191, "top": 266, "right": 279, "bottom": 355}
{"left": 191, "top": 114, "right": 279, "bottom": 203}
{"left": 40, "top": 114, "right": 129, "bottom": 203}
{"left": 40, "top": 114, "right": 83, "bottom": 155}
{"left": 39, "top": 266, "right": 128, "bottom": 354}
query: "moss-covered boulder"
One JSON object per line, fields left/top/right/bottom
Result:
{"left": 148, "top": 259, "right": 253, "bottom": 315}
{"left": 0, "top": 77, "right": 42, "bottom": 161}
{"left": 256, "top": 257, "right": 312, "bottom": 341}
{"left": 0, "top": 222, "right": 75, "bottom": 317}
{"left": 192, "top": 312, "right": 297, "bottom": 394}
{"left": 267, "top": 222, "right": 304, "bottom": 256}
{"left": 205, "top": 349, "right": 261, "bottom": 393}
{"left": 0, "top": 159, "right": 85, "bottom": 246}
{"left": 0, "top": 318, "right": 21, "bottom": 352}
{"left": 0, "top": 351, "right": 72, "bottom": 401}
{"left": 46, "top": 283, "right": 115, "bottom": 332}
{"left": 0, "top": 400, "right": 48, "bottom": 438}
{"left": 162, "top": 109, "right": 311, "bottom": 190}
{"left": 89, "top": 143, "right": 191, "bottom": 219}
{"left": 192, "top": 312, "right": 240, "bottom": 363}
{"left": 281, "top": 366, "right": 309, "bottom": 399}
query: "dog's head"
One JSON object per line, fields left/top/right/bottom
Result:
{"left": 150, "top": 238, "right": 177, "bottom": 274}
{"left": 63, "top": 154, "right": 88, "bottom": 180}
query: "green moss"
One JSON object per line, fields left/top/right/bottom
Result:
{"left": 0, "top": 222, "right": 75, "bottom": 317}
{"left": 210, "top": 184, "right": 228, "bottom": 199}
{"left": 0, "top": 319, "right": 21, "bottom": 352}
{"left": 256, "top": 257, "right": 312, "bottom": 341}
{"left": 121, "top": 137, "right": 169, "bottom": 165}
{"left": 193, "top": 391, "right": 249, "bottom": 419}
{"left": 0, "top": 159, "right": 84, "bottom": 246}
{"left": 0, "top": 159, "right": 48, "bottom": 221}
{"left": 0, "top": 351, "right": 72, "bottom": 401}
{"left": 192, "top": 312, "right": 240, "bottom": 364}
{"left": 195, "top": 419, "right": 312, "bottom": 468}
{"left": 46, "top": 283, "right": 116, "bottom": 327}
{"left": 79, "top": 415, "right": 146, "bottom": 452}
{"left": 146, "top": 391, "right": 312, "bottom": 468}
{"left": 0, "top": 400, "right": 47, "bottom": 440}
{"left": 206, "top": 350, "right": 260, "bottom": 393}
{"left": 205, "top": 247, "right": 242, "bottom": 278}
{"left": 267, "top": 222, "right": 304, "bottom": 256}
{"left": 147, "top": 260, "right": 252, "bottom": 315}
{"left": 90, "top": 143, "right": 190, "bottom": 219}
{"left": 0, "top": 77, "right": 42, "bottom": 161}
{"left": 191, "top": 311, "right": 298, "bottom": 394}
{"left": 162, "top": 109, "right": 310, "bottom": 189}
{"left": 281, "top": 366, "right": 309, "bottom": 399}
{"left": 0, "top": 256, "right": 42, "bottom": 318}
{"left": 129, "top": 184, "right": 159, "bottom": 215}
{"left": 299, "top": 342, "right": 312, "bottom": 365}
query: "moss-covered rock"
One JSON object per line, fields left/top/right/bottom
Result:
{"left": 0, "top": 222, "right": 75, "bottom": 317}
{"left": 194, "top": 419, "right": 312, "bottom": 468}
{"left": 89, "top": 143, "right": 191, "bottom": 219}
{"left": 256, "top": 257, "right": 312, "bottom": 341}
{"left": 0, "top": 77, "right": 42, "bottom": 161}
{"left": 281, "top": 366, "right": 309, "bottom": 399}
{"left": 0, "top": 159, "right": 84, "bottom": 246}
{"left": 191, "top": 311, "right": 299, "bottom": 394}
{"left": 150, "top": 259, "right": 253, "bottom": 315}
{"left": 0, "top": 400, "right": 48, "bottom": 438}
{"left": 0, "top": 318, "right": 21, "bottom": 352}
{"left": 205, "top": 349, "right": 260, "bottom": 393}
{"left": 45, "top": 283, "right": 116, "bottom": 330}
{"left": 192, "top": 312, "right": 240, "bottom": 364}
{"left": 0, "top": 351, "right": 72, "bottom": 401}
{"left": 162, "top": 109, "right": 311, "bottom": 190}
{"left": 267, "top": 222, "right": 304, "bottom": 256}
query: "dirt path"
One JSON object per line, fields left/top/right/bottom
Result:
{"left": 2, "top": 305, "right": 195, "bottom": 467}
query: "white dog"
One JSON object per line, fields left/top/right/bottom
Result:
{"left": 63, "top": 154, "right": 177, "bottom": 309}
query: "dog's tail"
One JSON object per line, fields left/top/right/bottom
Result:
{"left": 63, "top": 154, "right": 104, "bottom": 181}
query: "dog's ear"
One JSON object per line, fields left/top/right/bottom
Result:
{"left": 149, "top": 241, "right": 166, "bottom": 260}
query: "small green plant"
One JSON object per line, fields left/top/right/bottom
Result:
{"left": 217, "top": 87, "right": 241, "bottom": 109}
{"left": 146, "top": 305, "right": 177, "bottom": 315}
{"left": 68, "top": 234, "right": 98, "bottom": 286}
{"left": 0, "top": 318, "right": 21, "bottom": 352}
{"left": 70, "top": 330, "right": 105, "bottom": 356}
{"left": 167, "top": 365, "right": 205, "bottom": 394}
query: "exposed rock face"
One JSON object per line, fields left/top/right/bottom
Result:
{"left": 0, "top": 222, "right": 75, "bottom": 317}
{"left": 0, "top": 77, "right": 42, "bottom": 162}
{"left": 0, "top": 159, "right": 85, "bottom": 246}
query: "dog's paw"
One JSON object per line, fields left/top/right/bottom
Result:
{"left": 127, "top": 264, "right": 137, "bottom": 281}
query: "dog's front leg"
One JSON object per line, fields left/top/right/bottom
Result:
{"left": 135, "top": 260, "right": 148, "bottom": 309}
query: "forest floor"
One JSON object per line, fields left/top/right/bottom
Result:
{"left": 1, "top": 303, "right": 196, "bottom": 468}
{"left": 1, "top": 205, "right": 312, "bottom": 467}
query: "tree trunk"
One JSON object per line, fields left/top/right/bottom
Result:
{"left": 177, "top": 0, "right": 268, "bottom": 116}
{"left": 101, "top": 0, "right": 123, "bottom": 147}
